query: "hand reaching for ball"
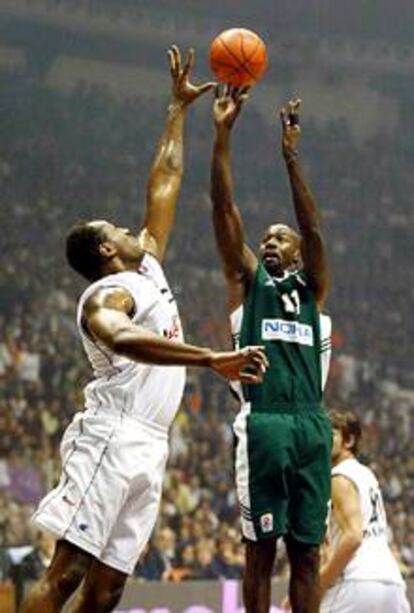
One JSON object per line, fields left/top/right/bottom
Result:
{"left": 280, "top": 98, "right": 302, "bottom": 158}
{"left": 213, "top": 84, "right": 250, "bottom": 131}
{"left": 168, "top": 45, "right": 215, "bottom": 108}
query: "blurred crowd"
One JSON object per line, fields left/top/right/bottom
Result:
{"left": 0, "top": 67, "right": 412, "bottom": 593}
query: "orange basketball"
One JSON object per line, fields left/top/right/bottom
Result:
{"left": 209, "top": 28, "right": 268, "bottom": 87}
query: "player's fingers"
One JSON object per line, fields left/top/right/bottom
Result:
{"left": 243, "top": 346, "right": 269, "bottom": 367}
{"left": 289, "top": 97, "right": 302, "bottom": 111}
{"left": 168, "top": 48, "right": 178, "bottom": 77}
{"left": 240, "top": 85, "right": 251, "bottom": 96}
{"left": 287, "top": 98, "right": 301, "bottom": 127}
{"left": 237, "top": 93, "right": 250, "bottom": 106}
{"left": 182, "top": 48, "right": 195, "bottom": 77}
{"left": 197, "top": 81, "right": 217, "bottom": 96}
{"left": 280, "top": 107, "right": 289, "bottom": 128}
{"left": 243, "top": 345, "right": 267, "bottom": 354}
{"left": 238, "top": 371, "right": 264, "bottom": 384}
{"left": 224, "top": 83, "right": 232, "bottom": 98}
{"left": 249, "top": 355, "right": 268, "bottom": 373}
{"left": 250, "top": 358, "right": 268, "bottom": 375}
{"left": 234, "top": 86, "right": 249, "bottom": 103}
{"left": 171, "top": 45, "right": 181, "bottom": 72}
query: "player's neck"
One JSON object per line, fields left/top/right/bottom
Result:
{"left": 103, "top": 257, "right": 141, "bottom": 276}
{"left": 333, "top": 450, "right": 354, "bottom": 467}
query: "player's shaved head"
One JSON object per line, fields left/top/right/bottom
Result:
{"left": 259, "top": 223, "right": 302, "bottom": 275}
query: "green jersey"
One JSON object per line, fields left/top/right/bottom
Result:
{"left": 231, "top": 263, "right": 331, "bottom": 412}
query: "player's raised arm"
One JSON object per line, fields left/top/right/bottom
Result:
{"left": 211, "top": 86, "right": 257, "bottom": 311}
{"left": 83, "top": 287, "right": 268, "bottom": 383}
{"left": 280, "top": 99, "right": 330, "bottom": 310}
{"left": 139, "top": 46, "right": 215, "bottom": 262}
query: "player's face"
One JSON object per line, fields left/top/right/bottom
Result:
{"left": 259, "top": 224, "right": 301, "bottom": 276}
{"left": 331, "top": 427, "right": 345, "bottom": 464}
{"left": 90, "top": 220, "right": 144, "bottom": 262}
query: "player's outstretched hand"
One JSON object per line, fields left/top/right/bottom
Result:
{"left": 168, "top": 45, "right": 215, "bottom": 107}
{"left": 210, "top": 345, "right": 268, "bottom": 383}
{"left": 213, "top": 84, "right": 250, "bottom": 131}
{"left": 280, "top": 97, "right": 302, "bottom": 158}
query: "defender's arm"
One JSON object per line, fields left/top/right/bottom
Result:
{"left": 140, "top": 46, "right": 214, "bottom": 262}
{"left": 281, "top": 100, "right": 330, "bottom": 310}
{"left": 83, "top": 287, "right": 268, "bottom": 382}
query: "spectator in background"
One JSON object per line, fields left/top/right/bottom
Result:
{"left": 20, "top": 531, "right": 56, "bottom": 582}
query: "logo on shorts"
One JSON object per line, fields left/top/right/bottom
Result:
{"left": 260, "top": 513, "right": 274, "bottom": 533}
{"left": 78, "top": 523, "right": 88, "bottom": 532}
{"left": 62, "top": 495, "right": 76, "bottom": 507}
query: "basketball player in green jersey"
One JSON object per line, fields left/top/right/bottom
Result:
{"left": 211, "top": 87, "right": 332, "bottom": 613}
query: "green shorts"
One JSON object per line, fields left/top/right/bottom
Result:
{"left": 233, "top": 408, "right": 332, "bottom": 544}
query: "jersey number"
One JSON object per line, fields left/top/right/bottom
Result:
{"left": 281, "top": 290, "right": 301, "bottom": 315}
{"left": 368, "top": 488, "right": 385, "bottom": 527}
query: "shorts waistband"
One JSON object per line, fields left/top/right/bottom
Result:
{"left": 251, "top": 402, "right": 324, "bottom": 414}
{"left": 124, "top": 415, "right": 169, "bottom": 439}
{"left": 83, "top": 409, "right": 169, "bottom": 439}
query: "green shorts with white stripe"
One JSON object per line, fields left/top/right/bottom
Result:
{"left": 233, "top": 406, "right": 332, "bottom": 544}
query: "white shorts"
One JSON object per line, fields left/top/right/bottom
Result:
{"left": 321, "top": 580, "right": 411, "bottom": 613}
{"left": 33, "top": 411, "right": 169, "bottom": 575}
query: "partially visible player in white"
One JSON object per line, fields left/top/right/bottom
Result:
{"left": 21, "top": 46, "right": 268, "bottom": 613}
{"left": 320, "top": 409, "right": 411, "bottom": 613}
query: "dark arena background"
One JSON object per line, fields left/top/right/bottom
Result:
{"left": 0, "top": 1, "right": 412, "bottom": 611}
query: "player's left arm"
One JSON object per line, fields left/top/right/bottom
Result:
{"left": 280, "top": 99, "right": 330, "bottom": 310}
{"left": 139, "top": 46, "right": 215, "bottom": 262}
{"left": 319, "top": 475, "right": 363, "bottom": 594}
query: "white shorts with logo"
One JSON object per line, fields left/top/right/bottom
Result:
{"left": 33, "top": 411, "right": 169, "bottom": 575}
{"left": 321, "top": 580, "right": 411, "bottom": 613}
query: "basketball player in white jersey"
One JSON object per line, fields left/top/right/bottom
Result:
{"left": 22, "top": 46, "right": 268, "bottom": 613}
{"left": 320, "top": 410, "right": 411, "bottom": 612}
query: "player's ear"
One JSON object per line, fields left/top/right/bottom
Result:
{"left": 345, "top": 434, "right": 356, "bottom": 452}
{"left": 99, "top": 241, "right": 117, "bottom": 260}
{"left": 292, "top": 248, "right": 302, "bottom": 270}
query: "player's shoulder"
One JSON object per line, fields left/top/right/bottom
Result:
{"left": 138, "top": 251, "right": 168, "bottom": 283}
{"left": 87, "top": 285, "right": 133, "bottom": 308}
{"left": 333, "top": 457, "right": 376, "bottom": 485}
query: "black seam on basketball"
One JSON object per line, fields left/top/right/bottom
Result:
{"left": 218, "top": 37, "right": 256, "bottom": 80}
{"left": 212, "top": 59, "right": 246, "bottom": 82}
{"left": 240, "top": 36, "right": 260, "bottom": 64}
{"left": 211, "top": 58, "right": 244, "bottom": 71}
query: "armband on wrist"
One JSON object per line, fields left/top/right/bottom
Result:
{"left": 168, "top": 101, "right": 186, "bottom": 117}
{"left": 284, "top": 149, "right": 299, "bottom": 165}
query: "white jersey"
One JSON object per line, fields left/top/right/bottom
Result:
{"left": 329, "top": 457, "right": 405, "bottom": 585}
{"left": 76, "top": 253, "right": 186, "bottom": 430}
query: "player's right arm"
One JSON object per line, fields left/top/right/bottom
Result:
{"left": 138, "top": 46, "right": 215, "bottom": 263}
{"left": 211, "top": 86, "right": 258, "bottom": 312}
{"left": 82, "top": 287, "right": 268, "bottom": 383}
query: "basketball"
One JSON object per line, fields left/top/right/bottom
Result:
{"left": 209, "top": 28, "right": 268, "bottom": 88}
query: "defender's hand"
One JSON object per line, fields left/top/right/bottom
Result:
{"left": 280, "top": 98, "right": 301, "bottom": 158}
{"left": 168, "top": 45, "right": 215, "bottom": 107}
{"left": 210, "top": 345, "right": 268, "bottom": 383}
{"left": 213, "top": 85, "right": 250, "bottom": 131}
